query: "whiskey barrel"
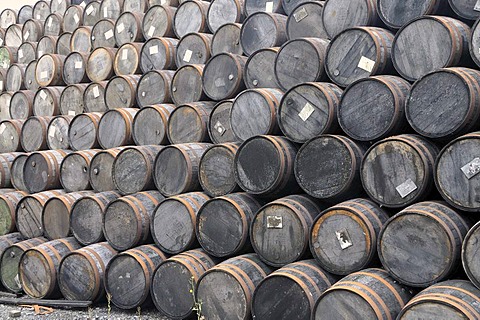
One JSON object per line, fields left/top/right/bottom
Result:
{"left": 196, "top": 253, "right": 273, "bottom": 319}
{"left": 0, "top": 191, "right": 28, "bottom": 235}
{"left": 100, "top": 0, "right": 124, "bottom": 20}
{"left": 97, "top": 108, "right": 137, "bottom": 149}
{"left": 173, "top": 0, "right": 210, "bottom": 38}
{"left": 310, "top": 198, "right": 389, "bottom": 275}
{"left": 0, "top": 237, "right": 47, "bottom": 293}
{"left": 6, "top": 63, "right": 26, "bottom": 91}
{"left": 326, "top": 27, "right": 395, "bottom": 88}
{"left": 469, "top": 19, "right": 480, "bottom": 68}
{"left": 208, "top": 100, "right": 238, "bottom": 144}
{"left": 463, "top": 222, "right": 480, "bottom": 289}
{"left": 0, "top": 152, "right": 21, "bottom": 188}
{"left": 245, "top": 0, "right": 284, "bottom": 15}
{"left": 392, "top": 16, "right": 472, "bottom": 81}
{"left": 132, "top": 104, "right": 175, "bottom": 146}
{"left": 244, "top": 47, "right": 279, "bottom": 89}
{"left": 0, "top": 92, "right": 13, "bottom": 121}
{"left": 33, "top": 86, "right": 65, "bottom": 117}
{"left": 211, "top": 23, "right": 242, "bottom": 55}
{"left": 50, "top": 0, "right": 70, "bottom": 15}
{"left": 60, "top": 84, "right": 88, "bottom": 116}
{"left": 112, "top": 146, "right": 164, "bottom": 195}
{"left": 10, "top": 90, "right": 35, "bottom": 120}
{"left": 46, "top": 115, "right": 73, "bottom": 150}
{"left": 378, "top": 201, "right": 470, "bottom": 287}
{"left": 167, "top": 102, "right": 216, "bottom": 144}
{"left": 361, "top": 135, "right": 439, "bottom": 208}
{"left": 63, "top": 5, "right": 84, "bottom": 33}
{"left": 16, "top": 190, "right": 66, "bottom": 238}
{"left": 450, "top": 0, "right": 480, "bottom": 21}
{"left": 176, "top": 32, "right": 212, "bottom": 68}
{"left": 378, "top": 0, "right": 451, "bottom": 29}
{"left": 105, "top": 245, "right": 167, "bottom": 309}
{"left": 113, "top": 42, "right": 143, "bottom": 75}
{"left": 286, "top": 2, "right": 328, "bottom": 40}
{"left": 104, "top": 191, "right": 165, "bottom": 251}
{"left": 136, "top": 70, "right": 174, "bottom": 107}
{"left": 18, "top": 5, "right": 33, "bottom": 24}
{"left": 0, "top": 48, "right": 18, "bottom": 73}
{"left": 60, "top": 150, "right": 100, "bottom": 192}
{"left": 252, "top": 260, "right": 337, "bottom": 320}
{"left": 36, "top": 54, "right": 65, "bottom": 87}
{"left": 70, "top": 27, "right": 93, "bottom": 53}
{"left": 10, "top": 154, "right": 28, "bottom": 192}
{"left": 151, "top": 249, "right": 217, "bottom": 319}
{"left": 17, "top": 42, "right": 37, "bottom": 64}
{"left": 68, "top": 112, "right": 102, "bottom": 151}
{"left": 314, "top": 268, "right": 413, "bottom": 320}
{"left": 199, "top": 143, "right": 241, "bottom": 197}
{"left": 151, "top": 192, "right": 210, "bottom": 254}
{"left": 33, "top": 1, "right": 51, "bottom": 21}
{"left": 83, "top": 1, "right": 101, "bottom": 27}
{"left": 202, "top": 53, "right": 246, "bottom": 101}
{"left": 24, "top": 150, "right": 72, "bottom": 194}
{"left": 196, "top": 193, "right": 262, "bottom": 257}
{"left": 278, "top": 82, "right": 342, "bottom": 143}
{"left": 154, "top": 143, "right": 212, "bottom": 196}
{"left": 235, "top": 135, "right": 299, "bottom": 197}
{"left": 140, "top": 37, "right": 178, "bottom": 72}
{"left": 86, "top": 47, "right": 116, "bottom": 82}
{"left": 0, "top": 120, "right": 24, "bottom": 152}
{"left": 207, "top": 0, "right": 244, "bottom": 32}
{"left": 149, "top": 0, "right": 179, "bottom": 6}
{"left": 0, "top": 9, "right": 17, "bottom": 29}
{"left": 63, "top": 52, "right": 89, "bottom": 85}
{"left": 4, "top": 25, "right": 22, "bottom": 47}
{"left": 56, "top": 32, "right": 72, "bottom": 56}
{"left": 19, "top": 238, "right": 82, "bottom": 298}
{"left": 46, "top": 12, "right": 65, "bottom": 37}
{"left": 171, "top": 64, "right": 207, "bottom": 105}
{"left": 91, "top": 18, "right": 116, "bottom": 49}
{"left": 20, "top": 116, "right": 54, "bottom": 152}
{"left": 36, "top": 35, "right": 57, "bottom": 58}
{"left": 240, "top": 12, "right": 287, "bottom": 56}
{"left": 22, "top": 18, "right": 44, "bottom": 43}
{"left": 24, "top": 60, "right": 39, "bottom": 91}
{"left": 0, "top": 69, "right": 5, "bottom": 92}
{"left": 59, "top": 242, "right": 117, "bottom": 301}
{"left": 84, "top": 81, "right": 108, "bottom": 112}
{"left": 142, "top": 5, "right": 176, "bottom": 40}
{"left": 70, "top": 191, "right": 121, "bottom": 245}
{"left": 230, "top": 88, "right": 283, "bottom": 141}
{"left": 114, "top": 12, "right": 144, "bottom": 47}
{"left": 338, "top": 75, "right": 411, "bottom": 142}
{"left": 89, "top": 147, "right": 127, "bottom": 192}
{"left": 105, "top": 75, "right": 141, "bottom": 109}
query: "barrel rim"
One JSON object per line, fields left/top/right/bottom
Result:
{"left": 70, "top": 195, "right": 106, "bottom": 246}
{"left": 202, "top": 52, "right": 244, "bottom": 101}
{"left": 207, "top": 99, "right": 237, "bottom": 144}
{"left": 112, "top": 146, "right": 151, "bottom": 195}
{"left": 207, "top": 0, "right": 242, "bottom": 32}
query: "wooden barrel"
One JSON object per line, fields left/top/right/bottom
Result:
{"left": 196, "top": 253, "right": 273, "bottom": 319}
{"left": 24, "top": 60, "right": 39, "bottom": 91}
{"left": 0, "top": 92, "right": 13, "bottom": 121}
{"left": 17, "top": 42, "right": 37, "bottom": 64}
{"left": 0, "top": 152, "right": 22, "bottom": 188}
{"left": 361, "top": 135, "right": 439, "bottom": 208}
{"left": 98, "top": 108, "right": 137, "bottom": 149}
{"left": 245, "top": 0, "right": 284, "bottom": 15}
{"left": 171, "top": 64, "right": 206, "bottom": 105}
{"left": 64, "top": 6, "right": 84, "bottom": 33}
{"left": 244, "top": 47, "right": 279, "bottom": 89}
{"left": 33, "top": 1, "right": 51, "bottom": 20}
{"left": 113, "top": 42, "right": 143, "bottom": 76}
{"left": 326, "top": 27, "right": 394, "bottom": 88}
{"left": 132, "top": 104, "right": 175, "bottom": 146}
{"left": 240, "top": 12, "right": 287, "bottom": 56}
{"left": 44, "top": 13, "right": 63, "bottom": 36}
{"left": 20, "top": 116, "right": 54, "bottom": 152}
{"left": 207, "top": 0, "right": 243, "bottom": 34}
{"left": 84, "top": 81, "right": 108, "bottom": 112}
{"left": 252, "top": 260, "right": 337, "bottom": 320}
{"left": 91, "top": 18, "right": 116, "bottom": 49}
{"left": 167, "top": 102, "right": 216, "bottom": 144}
{"left": 196, "top": 193, "right": 262, "bottom": 257}
{"left": 105, "top": 244, "right": 167, "bottom": 309}
{"left": 35, "top": 54, "right": 65, "bottom": 87}
{"left": 105, "top": 75, "right": 140, "bottom": 109}
{"left": 10, "top": 154, "right": 28, "bottom": 192}
{"left": 378, "top": 0, "right": 450, "bottom": 29}
{"left": 22, "top": 19, "right": 44, "bottom": 43}
{"left": 202, "top": 53, "right": 246, "bottom": 101}
{"left": 451, "top": 0, "right": 480, "bottom": 21}
{"left": 83, "top": 1, "right": 102, "bottom": 27}
{"left": 89, "top": 147, "right": 127, "bottom": 192}
{"left": 154, "top": 143, "right": 212, "bottom": 196}
{"left": 114, "top": 11, "right": 144, "bottom": 46}
{"left": 112, "top": 146, "right": 164, "bottom": 195}
{"left": 230, "top": 88, "right": 283, "bottom": 141}
{"left": 173, "top": 0, "right": 210, "bottom": 38}
{"left": 63, "top": 52, "right": 89, "bottom": 85}
{"left": 235, "top": 135, "right": 299, "bottom": 197}
{"left": 0, "top": 237, "right": 47, "bottom": 293}
{"left": 392, "top": 16, "right": 472, "bottom": 81}
{"left": 56, "top": 32, "right": 72, "bottom": 56}
{"left": 0, "top": 191, "right": 28, "bottom": 235}
{"left": 142, "top": 5, "right": 176, "bottom": 40}
{"left": 310, "top": 198, "right": 389, "bottom": 275}
{"left": 24, "top": 150, "right": 72, "bottom": 194}
{"left": 59, "top": 242, "right": 117, "bottom": 301}
{"left": 0, "top": 9, "right": 17, "bottom": 29}
{"left": 149, "top": 0, "right": 179, "bottom": 6}
{"left": 60, "top": 150, "right": 100, "bottom": 192}
{"left": 36, "top": 35, "right": 57, "bottom": 58}
{"left": 19, "top": 237, "right": 82, "bottom": 299}
{"left": 104, "top": 191, "right": 165, "bottom": 251}
{"left": 4, "top": 25, "right": 22, "bottom": 47}
{"left": 278, "top": 82, "right": 342, "bottom": 143}
{"left": 0, "top": 120, "right": 24, "bottom": 152}
{"left": 68, "top": 112, "right": 102, "bottom": 151}
{"left": 33, "top": 86, "right": 65, "bottom": 117}
{"left": 50, "top": 0, "right": 70, "bottom": 15}
{"left": 140, "top": 37, "right": 178, "bottom": 72}
{"left": 208, "top": 100, "right": 238, "bottom": 144}
{"left": 286, "top": 2, "right": 328, "bottom": 40}
{"left": 176, "top": 32, "right": 212, "bottom": 68}
{"left": 211, "top": 23, "right": 242, "bottom": 55}
{"left": 10, "top": 90, "right": 35, "bottom": 120}
{"left": 59, "top": 84, "right": 88, "bottom": 116}
{"left": 378, "top": 201, "right": 470, "bottom": 287}
{"left": 70, "top": 191, "right": 121, "bottom": 245}
{"left": 0, "top": 46, "right": 18, "bottom": 69}
{"left": 136, "top": 70, "right": 174, "bottom": 107}
{"left": 463, "top": 221, "right": 480, "bottom": 289}
{"left": 6, "top": 63, "right": 26, "bottom": 91}
{"left": 46, "top": 115, "right": 73, "bottom": 150}
{"left": 70, "top": 27, "right": 92, "bottom": 53}
{"left": 100, "top": 0, "right": 125, "bottom": 20}
{"left": 314, "top": 268, "right": 413, "bottom": 319}
{"left": 86, "top": 47, "right": 116, "bottom": 82}
{"left": 18, "top": 5, "right": 33, "bottom": 24}
{"left": 123, "top": 0, "right": 146, "bottom": 12}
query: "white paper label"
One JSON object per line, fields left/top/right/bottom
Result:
{"left": 0, "top": 124, "right": 6, "bottom": 134}
{"left": 396, "top": 179, "right": 418, "bottom": 198}
{"left": 103, "top": 7, "right": 108, "bottom": 17}
{"left": 265, "top": 1, "right": 274, "bottom": 12}
{"left": 298, "top": 102, "right": 315, "bottom": 121}
{"left": 57, "top": 0, "right": 62, "bottom": 4}
{"left": 148, "top": 26, "right": 155, "bottom": 37}
{"left": 117, "top": 23, "right": 125, "bottom": 33}
{"left": 0, "top": 39, "right": 3, "bottom": 46}
{"left": 461, "top": 158, "right": 480, "bottom": 179}
{"left": 122, "top": 49, "right": 128, "bottom": 60}
{"left": 24, "top": 31, "right": 30, "bottom": 40}
{"left": 40, "top": 71, "right": 48, "bottom": 80}
{"left": 74, "top": 13, "right": 79, "bottom": 24}
{"left": 336, "top": 230, "right": 353, "bottom": 250}
{"left": 183, "top": 49, "right": 192, "bottom": 62}
{"left": 475, "top": 0, "right": 480, "bottom": 11}
{"left": 149, "top": 45, "right": 159, "bottom": 55}
{"left": 0, "top": 81, "right": 3, "bottom": 91}
{"left": 39, "top": 90, "right": 47, "bottom": 100}
{"left": 161, "top": 0, "right": 167, "bottom": 4}
{"left": 38, "top": 51, "right": 43, "bottom": 57}
{"left": 86, "top": 5, "right": 95, "bottom": 15}
{"left": 214, "top": 121, "right": 225, "bottom": 136}
{"left": 48, "top": 125, "right": 56, "bottom": 137}
{"left": 80, "top": 1, "right": 86, "bottom": 7}
{"left": 104, "top": 29, "right": 114, "bottom": 40}
{"left": 18, "top": 49, "right": 23, "bottom": 59}
{"left": 36, "top": 14, "right": 41, "bottom": 19}
{"left": 267, "top": 215, "right": 282, "bottom": 229}
{"left": 48, "top": 17, "right": 53, "bottom": 28}
{"left": 93, "top": 85, "right": 100, "bottom": 98}
{"left": 75, "top": 61, "right": 83, "bottom": 69}
{"left": 68, "top": 110, "right": 76, "bottom": 116}
{"left": 358, "top": 56, "right": 375, "bottom": 72}
{"left": 293, "top": 7, "right": 308, "bottom": 22}
{"left": 215, "top": 77, "right": 225, "bottom": 87}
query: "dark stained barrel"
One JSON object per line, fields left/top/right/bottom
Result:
{"left": 17, "top": 42, "right": 37, "bottom": 64}
{"left": 25, "top": 60, "right": 39, "bottom": 91}
{"left": 59, "top": 84, "right": 88, "bottom": 116}
{"left": 314, "top": 268, "right": 413, "bottom": 320}
{"left": 97, "top": 108, "right": 137, "bottom": 149}
{"left": 5, "top": 25, "right": 22, "bottom": 47}
{"left": 19, "top": 238, "right": 82, "bottom": 298}
{"left": 310, "top": 198, "right": 389, "bottom": 275}
{"left": 46, "top": 115, "right": 73, "bottom": 150}
{"left": 202, "top": 53, "right": 246, "bottom": 101}
{"left": 44, "top": 13, "right": 63, "bottom": 37}
{"left": 105, "top": 75, "right": 141, "bottom": 109}
{"left": 24, "top": 150, "right": 72, "bottom": 194}
{"left": 60, "top": 150, "right": 99, "bottom": 192}
{"left": 176, "top": 32, "right": 212, "bottom": 68}
{"left": 62, "top": 5, "right": 83, "bottom": 33}
{"left": 68, "top": 112, "right": 102, "bottom": 151}
{"left": 6, "top": 63, "right": 26, "bottom": 91}
{"left": 33, "top": 86, "right": 65, "bottom": 117}
{"left": 199, "top": 143, "right": 241, "bottom": 196}
{"left": 211, "top": 23, "right": 243, "bottom": 55}
{"left": 0, "top": 120, "right": 24, "bottom": 152}
{"left": 114, "top": 11, "right": 144, "bottom": 47}
{"left": 392, "top": 16, "right": 472, "bottom": 81}
{"left": 167, "top": 101, "right": 216, "bottom": 144}
{"left": 10, "top": 90, "right": 35, "bottom": 119}
{"left": 100, "top": 0, "right": 124, "bottom": 20}
{"left": 378, "top": 201, "right": 470, "bottom": 287}
{"left": 91, "top": 18, "right": 116, "bottom": 49}
{"left": 173, "top": 0, "right": 210, "bottom": 38}
{"left": 252, "top": 260, "right": 337, "bottom": 320}
{"left": 56, "top": 32, "right": 72, "bottom": 56}
{"left": 151, "top": 192, "right": 210, "bottom": 254}
{"left": 196, "top": 193, "right": 262, "bottom": 257}
{"left": 450, "top": 0, "right": 480, "bottom": 21}
{"left": 0, "top": 237, "right": 47, "bottom": 293}
{"left": 208, "top": 100, "right": 238, "bottom": 144}
{"left": 86, "top": 47, "right": 117, "bottom": 82}
{"left": 35, "top": 54, "right": 65, "bottom": 87}
{"left": 245, "top": 0, "right": 284, "bottom": 15}
{"left": 171, "top": 64, "right": 207, "bottom": 105}
{"left": 89, "top": 147, "right": 127, "bottom": 192}
{"left": 20, "top": 116, "right": 54, "bottom": 152}
{"left": 196, "top": 253, "right": 273, "bottom": 320}
{"left": 0, "top": 191, "right": 28, "bottom": 235}
{"left": 286, "top": 2, "right": 328, "bottom": 40}
{"left": 70, "top": 191, "right": 121, "bottom": 245}
{"left": 132, "top": 104, "right": 175, "bottom": 146}
{"left": 462, "top": 222, "right": 480, "bottom": 289}
{"left": 83, "top": 1, "right": 101, "bottom": 27}
{"left": 154, "top": 143, "right": 212, "bottom": 196}
{"left": 22, "top": 18, "right": 44, "bottom": 43}
{"left": 151, "top": 249, "right": 218, "bottom": 319}
{"left": 113, "top": 42, "right": 143, "bottom": 75}
{"left": 63, "top": 52, "right": 89, "bottom": 85}
{"left": 112, "top": 146, "right": 164, "bottom": 195}
{"left": 142, "top": 5, "right": 176, "bottom": 40}
{"left": 207, "top": 0, "right": 244, "bottom": 33}
{"left": 10, "top": 154, "right": 28, "bottom": 192}
{"left": 278, "top": 82, "right": 342, "bottom": 143}
{"left": 140, "top": 37, "right": 178, "bottom": 72}
{"left": 378, "top": 0, "right": 450, "bottom": 29}
{"left": 136, "top": 70, "right": 174, "bottom": 107}
{"left": 240, "top": 12, "right": 287, "bottom": 56}
{"left": 361, "top": 135, "right": 439, "bottom": 208}
{"left": 104, "top": 191, "right": 165, "bottom": 251}
{"left": 84, "top": 82, "right": 108, "bottom": 112}
{"left": 105, "top": 245, "right": 168, "bottom": 309}
{"left": 36, "top": 35, "right": 57, "bottom": 58}
{"left": 244, "top": 47, "right": 279, "bottom": 89}
{"left": 230, "top": 88, "right": 283, "bottom": 141}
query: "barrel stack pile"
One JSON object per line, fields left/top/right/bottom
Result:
{"left": 0, "top": 0, "right": 480, "bottom": 319}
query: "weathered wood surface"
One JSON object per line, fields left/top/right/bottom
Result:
{"left": 100, "top": 0, "right": 125, "bottom": 20}
{"left": 136, "top": 70, "right": 174, "bottom": 107}
{"left": 20, "top": 116, "right": 54, "bottom": 152}
{"left": 22, "top": 18, "right": 44, "bottom": 42}
{"left": 36, "top": 35, "right": 57, "bottom": 59}
{"left": 46, "top": 115, "right": 74, "bottom": 150}
{"left": 24, "top": 61, "right": 40, "bottom": 91}
{"left": 23, "top": 150, "right": 72, "bottom": 193}
{"left": 171, "top": 64, "right": 207, "bottom": 105}
{"left": 5, "top": 25, "right": 23, "bottom": 47}
{"left": 46, "top": 12, "right": 65, "bottom": 36}
{"left": 6, "top": 64, "right": 26, "bottom": 92}
{"left": 207, "top": 0, "right": 244, "bottom": 33}
{"left": 140, "top": 37, "right": 178, "bottom": 73}
{"left": 70, "top": 27, "right": 92, "bottom": 53}
{"left": 167, "top": 101, "right": 216, "bottom": 144}
{"left": 89, "top": 147, "right": 126, "bottom": 192}
{"left": 33, "top": 1, "right": 51, "bottom": 21}
{"left": 18, "top": 5, "right": 33, "bottom": 24}
{"left": 287, "top": 2, "right": 328, "bottom": 40}
{"left": 378, "top": 0, "right": 451, "bottom": 29}
{"left": 36, "top": 54, "right": 66, "bottom": 87}
{"left": 0, "top": 152, "right": 21, "bottom": 189}
{"left": 244, "top": 47, "right": 279, "bottom": 89}
{"left": 142, "top": 5, "right": 176, "bottom": 40}
{"left": 208, "top": 100, "right": 238, "bottom": 144}
{"left": 462, "top": 222, "right": 480, "bottom": 290}
{"left": 86, "top": 47, "right": 117, "bottom": 82}
{"left": 115, "top": 11, "right": 144, "bottom": 46}
{"left": 10, "top": 154, "right": 28, "bottom": 192}
{"left": 60, "top": 84, "right": 88, "bottom": 116}
{"left": 0, "top": 191, "right": 28, "bottom": 236}
{"left": 60, "top": 150, "right": 100, "bottom": 192}
{"left": 83, "top": 1, "right": 102, "bottom": 27}
{"left": 17, "top": 42, "right": 37, "bottom": 64}
{"left": 132, "top": 104, "right": 175, "bottom": 146}
{"left": 50, "top": 0, "right": 71, "bottom": 15}
{"left": 32, "top": 87, "right": 65, "bottom": 117}
{"left": 113, "top": 43, "right": 143, "bottom": 75}
{"left": 240, "top": 12, "right": 287, "bottom": 56}
{"left": 176, "top": 32, "right": 212, "bottom": 68}
{"left": 63, "top": 52, "right": 89, "bottom": 85}
{"left": 123, "top": 0, "right": 149, "bottom": 12}
{"left": 0, "top": 92, "right": 13, "bottom": 121}
{"left": 91, "top": 18, "right": 116, "bottom": 49}
{"left": 105, "top": 75, "right": 141, "bottom": 109}
{"left": 211, "top": 23, "right": 243, "bottom": 55}
{"left": 0, "top": 120, "right": 24, "bottom": 153}
{"left": 56, "top": 32, "right": 72, "bottom": 56}
{"left": 10, "top": 90, "right": 35, "bottom": 120}
{"left": 173, "top": 0, "right": 210, "bottom": 38}
{"left": 68, "top": 112, "right": 102, "bottom": 151}
{"left": 244, "top": 0, "right": 284, "bottom": 15}
{"left": 0, "top": 9, "right": 17, "bottom": 29}
{"left": 98, "top": 108, "right": 137, "bottom": 149}
{"left": 203, "top": 53, "right": 246, "bottom": 101}
{"left": 84, "top": 81, "right": 108, "bottom": 112}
